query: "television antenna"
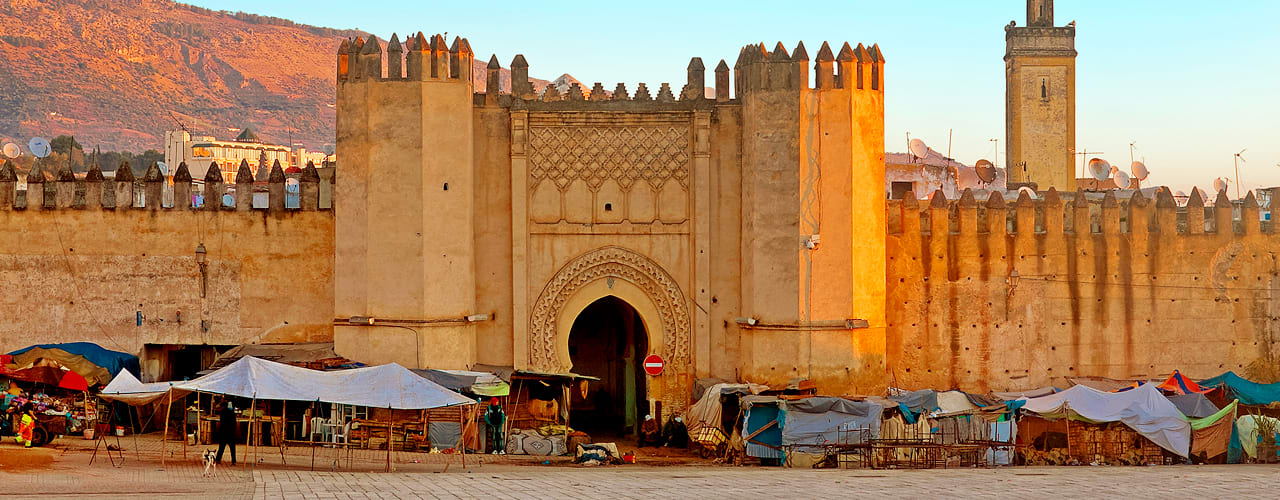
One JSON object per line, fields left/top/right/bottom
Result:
{"left": 1233, "top": 149, "right": 1246, "bottom": 199}
{"left": 989, "top": 139, "right": 999, "bottom": 168}
{"left": 1129, "top": 141, "right": 1137, "bottom": 164}
{"left": 167, "top": 111, "right": 190, "bottom": 134}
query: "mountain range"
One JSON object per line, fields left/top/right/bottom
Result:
{"left": 0, "top": 0, "right": 553, "bottom": 154}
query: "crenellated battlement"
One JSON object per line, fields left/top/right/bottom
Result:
{"left": 0, "top": 159, "right": 331, "bottom": 212}
{"left": 337, "top": 32, "right": 474, "bottom": 83}
{"left": 891, "top": 187, "right": 1264, "bottom": 238}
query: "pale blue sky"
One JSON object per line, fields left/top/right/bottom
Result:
{"left": 188, "top": 0, "right": 1280, "bottom": 195}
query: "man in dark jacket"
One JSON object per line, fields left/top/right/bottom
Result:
{"left": 215, "top": 401, "right": 238, "bottom": 465}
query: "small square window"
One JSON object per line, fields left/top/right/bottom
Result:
{"left": 604, "top": 203, "right": 613, "bottom": 211}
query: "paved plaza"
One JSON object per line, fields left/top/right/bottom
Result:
{"left": 1, "top": 435, "right": 1278, "bottom": 499}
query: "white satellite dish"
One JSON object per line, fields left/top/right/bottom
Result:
{"left": 1, "top": 142, "right": 19, "bottom": 159}
{"left": 157, "top": 162, "right": 169, "bottom": 175}
{"left": 28, "top": 137, "right": 50, "bottom": 158}
{"left": 1113, "top": 169, "right": 1131, "bottom": 189}
{"left": 1195, "top": 187, "right": 1209, "bottom": 202}
{"left": 1130, "top": 161, "right": 1149, "bottom": 181}
{"left": 1213, "top": 177, "right": 1228, "bottom": 194}
{"left": 908, "top": 138, "right": 928, "bottom": 160}
{"left": 1018, "top": 186, "right": 1037, "bottom": 200}
{"left": 1088, "top": 158, "right": 1111, "bottom": 181}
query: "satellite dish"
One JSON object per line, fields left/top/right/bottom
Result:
{"left": 1088, "top": 158, "right": 1111, "bottom": 181}
{"left": 28, "top": 137, "right": 50, "bottom": 158}
{"left": 1113, "top": 169, "right": 1131, "bottom": 189}
{"left": 2, "top": 142, "right": 18, "bottom": 159}
{"left": 1213, "top": 177, "right": 1228, "bottom": 194}
{"left": 157, "top": 162, "right": 169, "bottom": 175}
{"left": 1130, "top": 161, "right": 1149, "bottom": 181}
{"left": 1195, "top": 187, "right": 1209, "bottom": 202}
{"left": 908, "top": 138, "right": 928, "bottom": 160}
{"left": 322, "top": 144, "right": 335, "bottom": 156}
{"left": 974, "top": 159, "right": 997, "bottom": 183}
{"left": 1174, "top": 190, "right": 1186, "bottom": 198}
{"left": 1018, "top": 186, "right": 1037, "bottom": 200}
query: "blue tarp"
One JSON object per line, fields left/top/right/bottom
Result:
{"left": 8, "top": 342, "right": 139, "bottom": 378}
{"left": 1199, "top": 371, "right": 1280, "bottom": 405}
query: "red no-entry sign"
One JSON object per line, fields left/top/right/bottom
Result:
{"left": 643, "top": 354, "right": 665, "bottom": 376}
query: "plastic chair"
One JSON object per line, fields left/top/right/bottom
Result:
{"left": 332, "top": 422, "right": 349, "bottom": 444}
{"left": 309, "top": 417, "right": 328, "bottom": 442}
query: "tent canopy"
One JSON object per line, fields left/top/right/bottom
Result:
{"left": 1156, "top": 370, "right": 1208, "bottom": 395}
{"left": 1199, "top": 371, "right": 1280, "bottom": 405}
{"left": 102, "top": 357, "right": 476, "bottom": 410}
{"left": 171, "top": 357, "right": 476, "bottom": 409}
{"left": 1167, "top": 393, "right": 1219, "bottom": 419}
{"left": 1020, "top": 383, "right": 1190, "bottom": 457}
{"left": 781, "top": 397, "right": 883, "bottom": 447}
{"left": 8, "top": 342, "right": 139, "bottom": 384}
{"left": 411, "top": 369, "right": 510, "bottom": 397}
{"left": 99, "top": 370, "right": 173, "bottom": 405}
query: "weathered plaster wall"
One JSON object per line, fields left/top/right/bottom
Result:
{"left": 887, "top": 188, "right": 1280, "bottom": 392}
{"left": 0, "top": 206, "right": 335, "bottom": 360}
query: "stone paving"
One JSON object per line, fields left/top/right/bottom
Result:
{"left": 4, "top": 435, "right": 1280, "bottom": 499}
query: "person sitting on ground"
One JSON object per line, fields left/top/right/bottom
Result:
{"left": 638, "top": 414, "right": 661, "bottom": 447}
{"left": 662, "top": 416, "right": 688, "bottom": 448}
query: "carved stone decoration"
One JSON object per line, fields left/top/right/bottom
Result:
{"left": 528, "top": 246, "right": 691, "bottom": 373}
{"left": 527, "top": 126, "right": 690, "bottom": 191}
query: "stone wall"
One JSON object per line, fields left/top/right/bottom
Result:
{"left": 0, "top": 160, "right": 335, "bottom": 379}
{"left": 887, "top": 188, "right": 1280, "bottom": 392}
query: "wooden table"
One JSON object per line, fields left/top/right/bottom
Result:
{"left": 349, "top": 420, "right": 426, "bottom": 451}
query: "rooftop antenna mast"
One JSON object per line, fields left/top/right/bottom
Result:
{"left": 167, "top": 111, "right": 190, "bottom": 135}
{"left": 1129, "top": 141, "right": 1137, "bottom": 164}
{"left": 1234, "top": 148, "right": 1247, "bottom": 200}
{"left": 989, "top": 138, "right": 999, "bottom": 168}
{"left": 946, "top": 129, "right": 953, "bottom": 162}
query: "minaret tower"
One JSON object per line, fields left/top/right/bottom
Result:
{"left": 1005, "top": 0, "right": 1076, "bottom": 190}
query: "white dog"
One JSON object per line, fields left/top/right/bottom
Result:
{"left": 202, "top": 449, "right": 217, "bottom": 477}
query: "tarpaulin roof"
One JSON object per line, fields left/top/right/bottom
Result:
{"left": 781, "top": 397, "right": 883, "bottom": 447}
{"left": 888, "top": 389, "right": 938, "bottom": 414}
{"left": 99, "top": 370, "right": 173, "bottom": 405}
{"left": 1189, "top": 400, "right": 1237, "bottom": 461}
{"left": 1020, "top": 383, "right": 1190, "bottom": 457}
{"left": 1066, "top": 376, "right": 1143, "bottom": 393}
{"left": 936, "top": 391, "right": 979, "bottom": 413}
{"left": 1156, "top": 370, "right": 1208, "bottom": 395}
{"left": 208, "top": 343, "right": 349, "bottom": 370}
{"left": 686, "top": 382, "right": 767, "bottom": 440}
{"left": 1199, "top": 371, "right": 1280, "bottom": 405}
{"left": 8, "top": 366, "right": 88, "bottom": 391}
{"left": 991, "top": 386, "right": 1059, "bottom": 401}
{"left": 171, "top": 357, "right": 476, "bottom": 409}
{"left": 1167, "top": 393, "right": 1219, "bottom": 419}
{"left": 411, "top": 369, "right": 509, "bottom": 397}
{"left": 8, "top": 342, "right": 139, "bottom": 380}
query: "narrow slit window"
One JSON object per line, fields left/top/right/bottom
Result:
{"left": 1041, "top": 79, "right": 1047, "bottom": 99}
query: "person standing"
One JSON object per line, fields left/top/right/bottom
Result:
{"left": 15, "top": 404, "right": 34, "bottom": 448}
{"left": 215, "top": 401, "right": 238, "bottom": 465}
{"left": 484, "top": 400, "right": 506, "bottom": 454}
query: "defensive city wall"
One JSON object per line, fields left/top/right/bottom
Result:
{"left": 887, "top": 187, "right": 1280, "bottom": 392}
{"left": 0, "top": 160, "right": 334, "bottom": 379}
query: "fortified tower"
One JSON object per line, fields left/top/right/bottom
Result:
{"left": 333, "top": 33, "right": 479, "bottom": 369}
{"left": 1005, "top": 0, "right": 1076, "bottom": 190}
{"left": 735, "top": 41, "right": 887, "bottom": 391}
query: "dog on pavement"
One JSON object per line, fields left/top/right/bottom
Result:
{"left": 202, "top": 449, "right": 217, "bottom": 477}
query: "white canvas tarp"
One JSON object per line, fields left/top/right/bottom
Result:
{"left": 99, "top": 370, "right": 173, "bottom": 405}
{"left": 1020, "top": 383, "right": 1190, "bottom": 457}
{"left": 103, "top": 357, "right": 475, "bottom": 410}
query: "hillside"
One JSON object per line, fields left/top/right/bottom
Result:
{"left": 0, "top": 0, "right": 549, "bottom": 154}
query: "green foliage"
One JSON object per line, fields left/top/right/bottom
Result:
{"left": 50, "top": 135, "right": 81, "bottom": 156}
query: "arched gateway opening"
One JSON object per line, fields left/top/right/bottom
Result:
{"left": 567, "top": 296, "right": 648, "bottom": 437}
